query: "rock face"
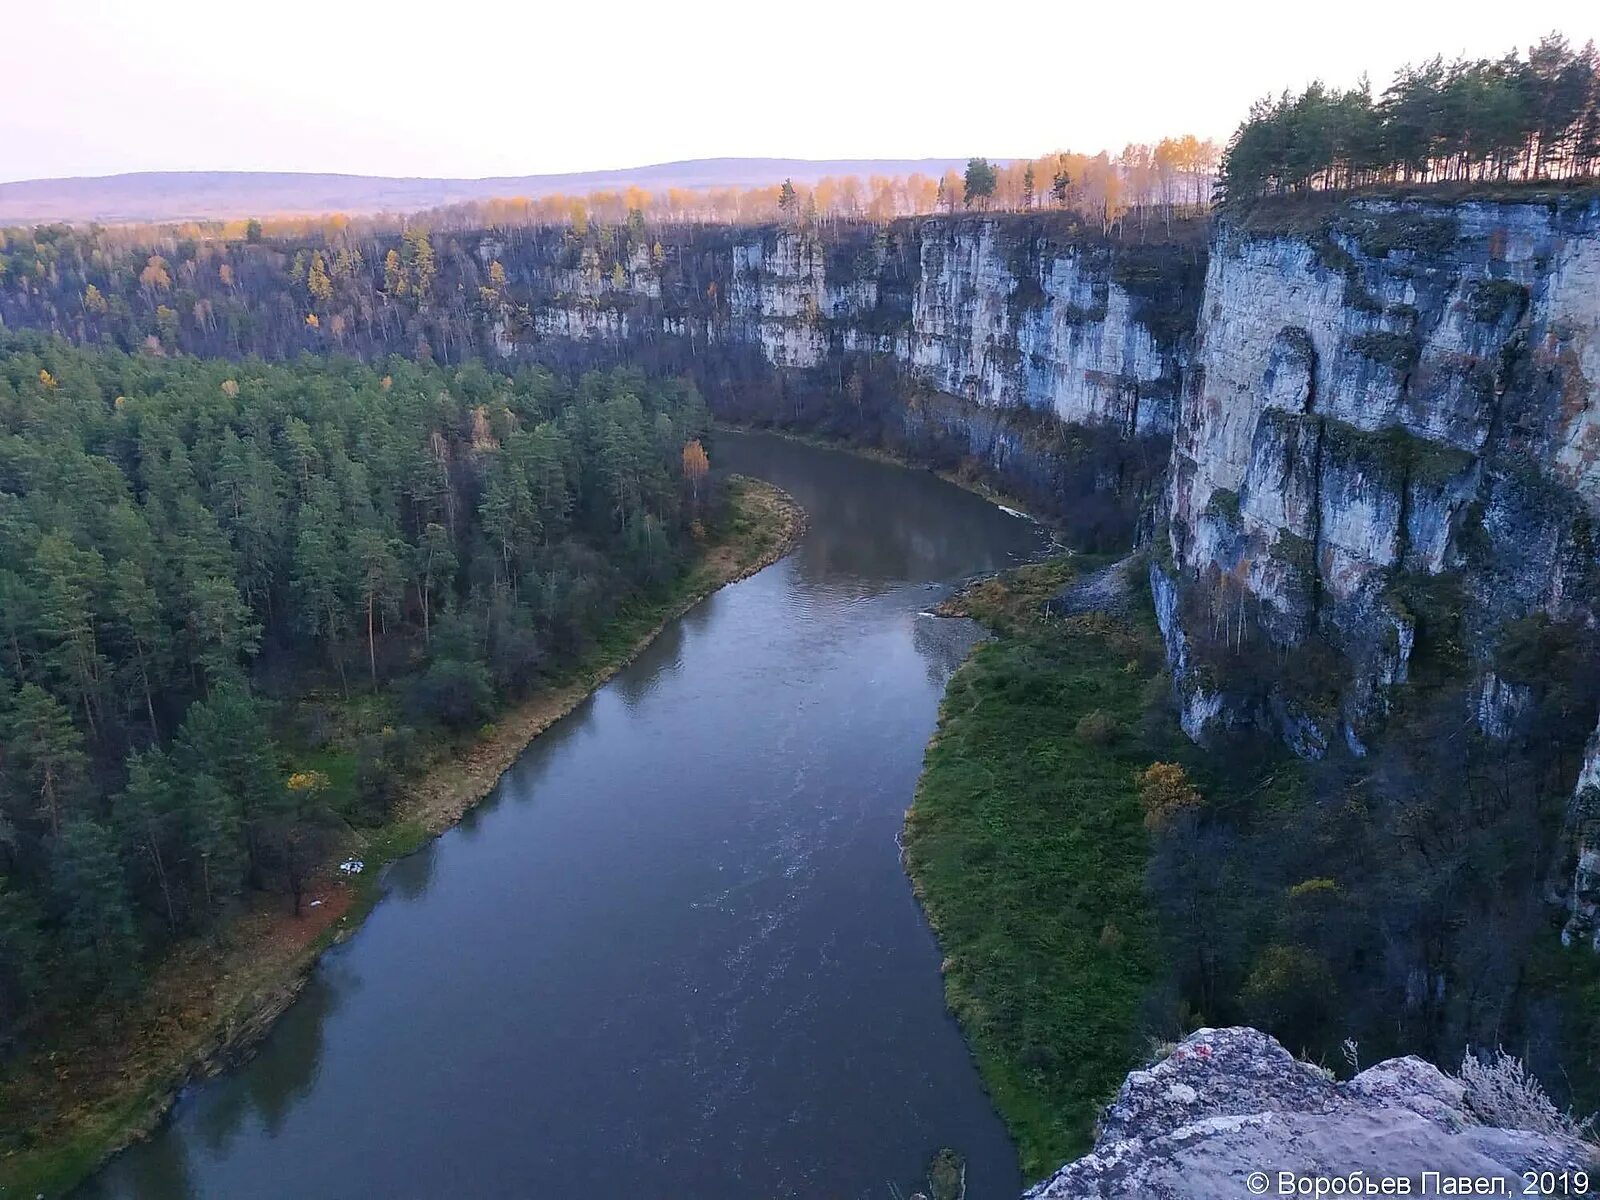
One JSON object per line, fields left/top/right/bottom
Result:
{"left": 501, "top": 216, "right": 1200, "bottom": 540}
{"left": 1157, "top": 198, "right": 1600, "bottom": 753}
{"left": 897, "top": 221, "right": 1181, "bottom": 436}
{"left": 497, "top": 219, "right": 1195, "bottom": 438}
{"left": 1026, "top": 1028, "right": 1593, "bottom": 1199}
{"left": 0, "top": 212, "right": 1197, "bottom": 545}
{"left": 1561, "top": 724, "right": 1600, "bottom": 950}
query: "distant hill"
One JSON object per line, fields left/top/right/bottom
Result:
{"left": 0, "top": 159, "right": 976, "bottom": 224}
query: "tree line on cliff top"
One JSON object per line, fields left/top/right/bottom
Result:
{"left": 0, "top": 144, "right": 1222, "bottom": 331}
{"left": 0, "top": 333, "right": 715, "bottom": 1048}
{"left": 1220, "top": 32, "right": 1600, "bottom": 202}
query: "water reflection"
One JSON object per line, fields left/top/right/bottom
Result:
{"left": 93, "top": 970, "right": 341, "bottom": 1200}
{"left": 611, "top": 603, "right": 693, "bottom": 707}
{"left": 85, "top": 431, "right": 1046, "bottom": 1200}
{"left": 716, "top": 432, "right": 1041, "bottom": 589}
{"left": 385, "top": 838, "right": 436, "bottom": 901}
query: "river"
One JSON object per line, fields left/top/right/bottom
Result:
{"left": 85, "top": 431, "right": 1047, "bottom": 1200}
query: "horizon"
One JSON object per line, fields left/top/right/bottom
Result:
{"left": 0, "top": 156, "right": 984, "bottom": 188}
{"left": 7, "top": 0, "right": 1597, "bottom": 186}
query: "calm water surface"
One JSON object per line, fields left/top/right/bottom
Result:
{"left": 86, "top": 432, "right": 1046, "bottom": 1200}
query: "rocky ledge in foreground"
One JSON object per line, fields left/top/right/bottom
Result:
{"left": 1028, "top": 1028, "right": 1594, "bottom": 1198}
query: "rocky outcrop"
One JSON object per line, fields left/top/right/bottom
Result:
{"left": 1026, "top": 1027, "right": 1593, "bottom": 1199}
{"left": 1562, "top": 724, "right": 1600, "bottom": 950}
{"left": 1159, "top": 197, "right": 1600, "bottom": 754}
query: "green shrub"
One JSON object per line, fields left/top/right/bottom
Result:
{"left": 1350, "top": 330, "right": 1419, "bottom": 372}
{"left": 1468, "top": 278, "right": 1530, "bottom": 325}
{"left": 1076, "top": 709, "right": 1121, "bottom": 745}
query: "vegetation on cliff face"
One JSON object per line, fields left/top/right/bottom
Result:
{"left": 1164, "top": 535, "right": 1600, "bottom": 1092}
{"left": 910, "top": 545, "right": 1600, "bottom": 1179}
{"left": 905, "top": 558, "right": 1169, "bottom": 1176}
{"left": 1148, "top": 677, "right": 1598, "bottom": 1083}
{"left": 0, "top": 334, "right": 724, "bottom": 1060}
{"left": 0, "top": 201, "right": 1205, "bottom": 564}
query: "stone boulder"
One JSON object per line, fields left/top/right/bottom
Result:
{"left": 1026, "top": 1027, "right": 1593, "bottom": 1199}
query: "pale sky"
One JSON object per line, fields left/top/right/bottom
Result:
{"left": 5, "top": 0, "right": 1597, "bottom": 183}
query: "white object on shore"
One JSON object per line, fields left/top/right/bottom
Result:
{"left": 339, "top": 859, "right": 364, "bottom": 875}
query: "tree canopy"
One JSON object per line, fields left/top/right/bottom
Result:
{"left": 963, "top": 158, "right": 998, "bottom": 208}
{"left": 0, "top": 334, "right": 713, "bottom": 1042}
{"left": 1219, "top": 33, "right": 1600, "bottom": 204}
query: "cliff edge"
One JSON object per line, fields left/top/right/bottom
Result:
{"left": 1027, "top": 1028, "right": 1593, "bottom": 1199}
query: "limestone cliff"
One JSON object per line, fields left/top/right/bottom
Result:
{"left": 791, "top": 219, "right": 1181, "bottom": 436}
{"left": 496, "top": 219, "right": 1194, "bottom": 438}
{"left": 0, "top": 213, "right": 1197, "bottom": 545}
{"left": 1027, "top": 1027, "right": 1593, "bottom": 1199}
{"left": 4, "top": 200, "right": 1596, "bottom": 897}
{"left": 1155, "top": 198, "right": 1600, "bottom": 754}
{"left": 484, "top": 217, "right": 1200, "bottom": 541}
{"left": 1561, "top": 725, "right": 1600, "bottom": 949}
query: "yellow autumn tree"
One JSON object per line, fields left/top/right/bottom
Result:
{"left": 681, "top": 438, "right": 710, "bottom": 505}
{"left": 307, "top": 251, "right": 333, "bottom": 302}
{"left": 403, "top": 228, "right": 436, "bottom": 302}
{"left": 1135, "top": 762, "right": 1202, "bottom": 831}
{"left": 383, "top": 249, "right": 408, "bottom": 298}
{"left": 139, "top": 255, "right": 171, "bottom": 293}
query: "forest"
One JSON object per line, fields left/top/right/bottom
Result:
{"left": 0, "top": 136, "right": 1219, "bottom": 256}
{"left": 0, "top": 334, "right": 715, "bottom": 1048}
{"left": 0, "top": 140, "right": 1220, "bottom": 380}
{"left": 1220, "top": 33, "right": 1600, "bottom": 202}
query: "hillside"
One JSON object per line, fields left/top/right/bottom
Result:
{"left": 0, "top": 158, "right": 975, "bottom": 224}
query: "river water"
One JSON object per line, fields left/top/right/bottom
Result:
{"left": 85, "top": 432, "right": 1046, "bottom": 1200}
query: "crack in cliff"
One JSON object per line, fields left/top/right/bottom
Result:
{"left": 1307, "top": 417, "right": 1326, "bottom": 625}
{"left": 1300, "top": 335, "right": 1326, "bottom": 626}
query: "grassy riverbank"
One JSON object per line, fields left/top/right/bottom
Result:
{"left": 904, "top": 555, "right": 1171, "bottom": 1180}
{"left": 0, "top": 475, "right": 802, "bottom": 1199}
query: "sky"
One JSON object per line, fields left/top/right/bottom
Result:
{"left": 5, "top": 0, "right": 1598, "bottom": 184}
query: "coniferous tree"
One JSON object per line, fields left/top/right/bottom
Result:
{"left": 0, "top": 333, "right": 717, "bottom": 1038}
{"left": 1218, "top": 35, "right": 1599, "bottom": 204}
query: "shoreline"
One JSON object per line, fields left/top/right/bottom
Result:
{"left": 714, "top": 422, "right": 1060, "bottom": 536}
{"left": 392, "top": 476, "right": 806, "bottom": 837}
{"left": 0, "top": 475, "right": 805, "bottom": 1199}
{"left": 902, "top": 558, "right": 1162, "bottom": 1181}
